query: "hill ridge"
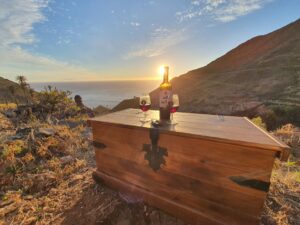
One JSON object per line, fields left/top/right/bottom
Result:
{"left": 114, "top": 18, "right": 300, "bottom": 128}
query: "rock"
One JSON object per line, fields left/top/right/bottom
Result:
{"left": 118, "top": 192, "right": 143, "bottom": 204}
{"left": 3, "top": 109, "right": 17, "bottom": 118}
{"left": 16, "top": 127, "right": 32, "bottom": 136}
{"left": 37, "top": 128, "right": 56, "bottom": 136}
{"left": 93, "top": 105, "right": 110, "bottom": 115}
{"left": 74, "top": 95, "right": 95, "bottom": 118}
{"left": 8, "top": 134, "right": 24, "bottom": 140}
{"left": 60, "top": 155, "right": 75, "bottom": 165}
{"left": 81, "top": 128, "right": 92, "bottom": 139}
{"left": 58, "top": 120, "right": 84, "bottom": 129}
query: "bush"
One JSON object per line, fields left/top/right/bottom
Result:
{"left": 36, "top": 86, "right": 80, "bottom": 120}
{"left": 251, "top": 116, "right": 267, "bottom": 130}
{"left": 258, "top": 106, "right": 300, "bottom": 130}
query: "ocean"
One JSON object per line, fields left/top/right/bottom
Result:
{"left": 30, "top": 80, "right": 160, "bottom": 109}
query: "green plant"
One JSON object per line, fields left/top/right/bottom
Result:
{"left": 251, "top": 116, "right": 267, "bottom": 130}
{"left": 5, "top": 165, "right": 21, "bottom": 176}
{"left": 37, "top": 86, "right": 78, "bottom": 118}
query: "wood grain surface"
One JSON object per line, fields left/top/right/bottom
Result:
{"left": 89, "top": 109, "right": 290, "bottom": 225}
{"left": 89, "top": 108, "right": 289, "bottom": 153}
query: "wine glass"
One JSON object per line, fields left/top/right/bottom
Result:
{"left": 139, "top": 95, "right": 151, "bottom": 122}
{"left": 169, "top": 94, "right": 179, "bottom": 124}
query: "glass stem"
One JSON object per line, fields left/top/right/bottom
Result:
{"left": 171, "top": 112, "right": 173, "bottom": 121}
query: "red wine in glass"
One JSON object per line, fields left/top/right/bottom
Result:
{"left": 170, "top": 105, "right": 179, "bottom": 113}
{"left": 140, "top": 104, "right": 151, "bottom": 112}
{"left": 139, "top": 96, "right": 151, "bottom": 122}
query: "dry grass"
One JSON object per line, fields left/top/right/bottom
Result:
{"left": 261, "top": 124, "right": 300, "bottom": 225}
{"left": 0, "top": 103, "right": 17, "bottom": 112}
{"left": 0, "top": 109, "right": 299, "bottom": 225}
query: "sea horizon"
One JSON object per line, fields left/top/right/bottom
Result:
{"left": 30, "top": 80, "right": 161, "bottom": 109}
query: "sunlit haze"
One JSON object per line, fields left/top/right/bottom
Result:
{"left": 1, "top": 0, "right": 300, "bottom": 82}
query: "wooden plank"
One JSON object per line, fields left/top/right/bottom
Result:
{"left": 94, "top": 170, "right": 261, "bottom": 225}
{"left": 95, "top": 150, "right": 267, "bottom": 218}
{"left": 89, "top": 108, "right": 289, "bottom": 152}
{"left": 92, "top": 124, "right": 276, "bottom": 197}
{"left": 89, "top": 108, "right": 287, "bottom": 225}
{"left": 94, "top": 143, "right": 272, "bottom": 197}
{"left": 92, "top": 124, "right": 277, "bottom": 173}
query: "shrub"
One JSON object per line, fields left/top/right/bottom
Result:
{"left": 1, "top": 140, "right": 27, "bottom": 161}
{"left": 251, "top": 116, "right": 267, "bottom": 130}
{"left": 36, "top": 86, "right": 80, "bottom": 120}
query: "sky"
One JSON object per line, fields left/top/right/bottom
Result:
{"left": 0, "top": 0, "right": 299, "bottom": 82}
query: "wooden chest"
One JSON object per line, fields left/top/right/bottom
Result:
{"left": 89, "top": 109, "right": 289, "bottom": 225}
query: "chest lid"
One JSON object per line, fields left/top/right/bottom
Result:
{"left": 89, "top": 108, "right": 289, "bottom": 153}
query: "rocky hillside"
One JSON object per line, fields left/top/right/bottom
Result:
{"left": 114, "top": 19, "right": 300, "bottom": 129}
{"left": 0, "top": 77, "right": 27, "bottom": 104}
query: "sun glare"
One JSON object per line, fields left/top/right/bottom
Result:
{"left": 159, "top": 65, "right": 166, "bottom": 75}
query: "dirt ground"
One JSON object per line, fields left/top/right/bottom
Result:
{"left": 58, "top": 169, "right": 185, "bottom": 225}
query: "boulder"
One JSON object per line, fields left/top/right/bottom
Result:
{"left": 58, "top": 120, "right": 84, "bottom": 129}
{"left": 37, "top": 128, "right": 56, "bottom": 137}
{"left": 16, "top": 127, "right": 32, "bottom": 136}
{"left": 3, "top": 109, "right": 17, "bottom": 118}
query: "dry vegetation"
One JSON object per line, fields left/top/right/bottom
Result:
{"left": 0, "top": 96, "right": 299, "bottom": 225}
{"left": 261, "top": 124, "right": 300, "bottom": 225}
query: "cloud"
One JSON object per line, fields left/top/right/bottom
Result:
{"left": 130, "top": 22, "right": 140, "bottom": 27}
{"left": 0, "top": 0, "right": 99, "bottom": 81}
{"left": 124, "top": 27, "right": 188, "bottom": 59}
{"left": 177, "top": 0, "right": 273, "bottom": 23}
{"left": 0, "top": 0, "right": 49, "bottom": 46}
{"left": 191, "top": 1, "right": 201, "bottom": 6}
{"left": 0, "top": 45, "right": 100, "bottom": 81}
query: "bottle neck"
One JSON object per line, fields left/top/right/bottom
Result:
{"left": 163, "top": 66, "right": 169, "bottom": 83}
{"left": 163, "top": 73, "right": 169, "bottom": 83}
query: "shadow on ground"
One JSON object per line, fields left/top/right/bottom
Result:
{"left": 61, "top": 180, "right": 185, "bottom": 225}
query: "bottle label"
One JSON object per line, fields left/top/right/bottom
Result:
{"left": 159, "top": 90, "right": 172, "bottom": 108}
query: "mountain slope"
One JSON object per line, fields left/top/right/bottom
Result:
{"left": 114, "top": 19, "right": 300, "bottom": 128}
{"left": 154, "top": 18, "right": 300, "bottom": 112}
{"left": 0, "top": 76, "right": 27, "bottom": 104}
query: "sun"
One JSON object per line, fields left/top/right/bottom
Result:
{"left": 158, "top": 65, "right": 166, "bottom": 75}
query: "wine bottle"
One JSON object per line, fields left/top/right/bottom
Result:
{"left": 159, "top": 66, "right": 172, "bottom": 121}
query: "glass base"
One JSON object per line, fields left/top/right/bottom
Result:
{"left": 167, "top": 120, "right": 177, "bottom": 125}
